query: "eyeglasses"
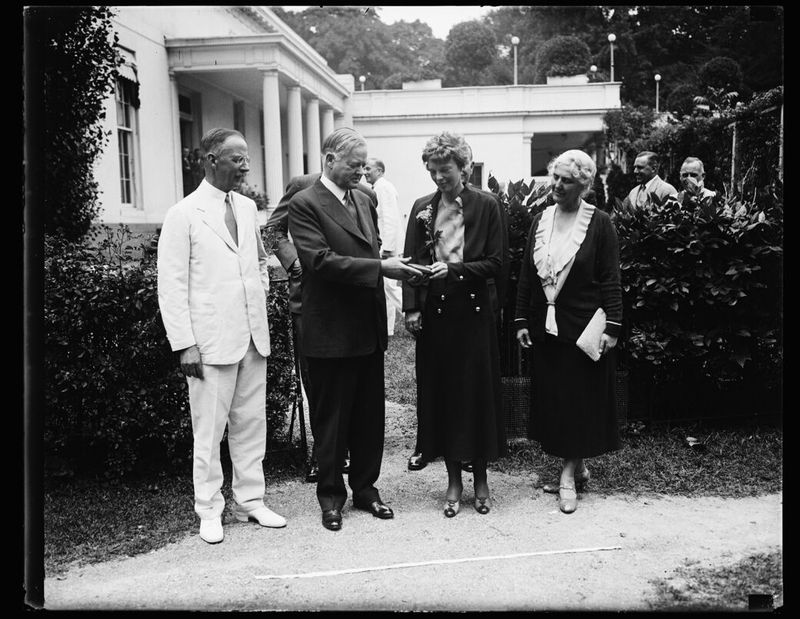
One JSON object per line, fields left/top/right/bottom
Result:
{"left": 214, "top": 153, "right": 250, "bottom": 165}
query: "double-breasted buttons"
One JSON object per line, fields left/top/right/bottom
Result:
{"left": 440, "top": 294, "right": 446, "bottom": 301}
{"left": 458, "top": 275, "right": 464, "bottom": 281}
{"left": 437, "top": 308, "right": 443, "bottom": 314}
{"left": 470, "top": 293, "right": 476, "bottom": 300}
{"left": 475, "top": 306, "right": 481, "bottom": 313}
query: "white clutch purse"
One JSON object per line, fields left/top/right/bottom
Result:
{"left": 576, "top": 308, "right": 606, "bottom": 361}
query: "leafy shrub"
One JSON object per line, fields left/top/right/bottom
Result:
{"left": 614, "top": 186, "right": 782, "bottom": 418}
{"left": 698, "top": 56, "right": 742, "bottom": 94}
{"left": 533, "top": 35, "right": 591, "bottom": 83}
{"left": 44, "top": 229, "right": 294, "bottom": 479}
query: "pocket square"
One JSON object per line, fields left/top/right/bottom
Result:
{"left": 576, "top": 308, "right": 606, "bottom": 361}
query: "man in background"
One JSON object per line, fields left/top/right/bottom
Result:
{"left": 364, "top": 158, "right": 403, "bottom": 336}
{"left": 621, "top": 150, "right": 678, "bottom": 212}
{"left": 676, "top": 156, "right": 717, "bottom": 217}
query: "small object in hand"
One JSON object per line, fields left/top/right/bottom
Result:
{"left": 409, "top": 263, "right": 432, "bottom": 275}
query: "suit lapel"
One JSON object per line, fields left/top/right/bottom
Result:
{"left": 314, "top": 182, "right": 370, "bottom": 245}
{"left": 196, "top": 200, "right": 238, "bottom": 253}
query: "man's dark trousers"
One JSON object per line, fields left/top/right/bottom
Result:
{"left": 306, "top": 348, "right": 385, "bottom": 511}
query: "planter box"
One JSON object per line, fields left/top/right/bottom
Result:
{"left": 546, "top": 74, "right": 589, "bottom": 85}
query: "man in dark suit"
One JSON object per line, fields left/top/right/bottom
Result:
{"left": 266, "top": 174, "right": 376, "bottom": 483}
{"left": 288, "top": 127, "right": 423, "bottom": 531}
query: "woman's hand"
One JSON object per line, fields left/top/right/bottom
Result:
{"left": 516, "top": 328, "right": 532, "bottom": 349}
{"left": 599, "top": 333, "right": 618, "bottom": 356}
{"left": 405, "top": 310, "right": 423, "bottom": 337}
{"left": 429, "top": 261, "right": 448, "bottom": 280}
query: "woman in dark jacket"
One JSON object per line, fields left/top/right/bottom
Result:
{"left": 403, "top": 131, "right": 506, "bottom": 517}
{"left": 515, "top": 149, "right": 623, "bottom": 514}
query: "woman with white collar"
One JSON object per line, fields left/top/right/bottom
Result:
{"left": 514, "top": 149, "right": 623, "bottom": 514}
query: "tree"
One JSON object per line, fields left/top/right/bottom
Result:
{"left": 533, "top": 35, "right": 592, "bottom": 83}
{"left": 31, "top": 6, "right": 120, "bottom": 241}
{"left": 272, "top": 6, "right": 443, "bottom": 90}
{"left": 442, "top": 20, "right": 498, "bottom": 87}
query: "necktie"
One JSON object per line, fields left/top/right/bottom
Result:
{"left": 636, "top": 184, "right": 647, "bottom": 207}
{"left": 224, "top": 193, "right": 238, "bottom": 246}
{"left": 343, "top": 190, "right": 358, "bottom": 221}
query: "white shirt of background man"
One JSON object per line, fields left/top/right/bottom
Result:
{"left": 372, "top": 175, "right": 401, "bottom": 256}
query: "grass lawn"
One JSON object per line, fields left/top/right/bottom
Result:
{"left": 43, "top": 320, "right": 782, "bottom": 609}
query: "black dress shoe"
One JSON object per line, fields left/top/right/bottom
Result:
{"left": 407, "top": 453, "right": 427, "bottom": 471}
{"left": 341, "top": 457, "right": 350, "bottom": 474}
{"left": 461, "top": 461, "right": 474, "bottom": 473}
{"left": 321, "top": 508, "right": 342, "bottom": 531}
{"left": 353, "top": 499, "right": 394, "bottom": 519}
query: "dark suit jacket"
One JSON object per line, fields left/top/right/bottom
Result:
{"left": 402, "top": 184, "right": 503, "bottom": 315}
{"left": 288, "top": 179, "right": 387, "bottom": 358}
{"left": 266, "top": 173, "right": 377, "bottom": 315}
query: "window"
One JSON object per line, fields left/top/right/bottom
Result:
{"left": 115, "top": 77, "right": 139, "bottom": 206}
{"left": 469, "top": 162, "right": 484, "bottom": 189}
{"left": 233, "top": 100, "right": 245, "bottom": 136}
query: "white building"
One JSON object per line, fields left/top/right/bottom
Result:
{"left": 95, "top": 6, "right": 620, "bottom": 239}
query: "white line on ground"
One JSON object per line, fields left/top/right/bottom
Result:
{"left": 254, "top": 545, "right": 623, "bottom": 580}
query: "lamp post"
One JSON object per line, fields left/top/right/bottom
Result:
{"left": 654, "top": 73, "right": 661, "bottom": 113}
{"left": 608, "top": 33, "right": 616, "bottom": 82}
{"left": 590, "top": 64, "right": 597, "bottom": 82}
{"left": 511, "top": 35, "right": 520, "bottom": 85}
{"left": 359, "top": 75, "right": 366, "bottom": 91}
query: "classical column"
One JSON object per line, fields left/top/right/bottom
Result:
{"left": 261, "top": 70, "right": 283, "bottom": 215}
{"left": 169, "top": 72, "right": 182, "bottom": 203}
{"left": 286, "top": 85, "right": 303, "bottom": 179}
{"left": 523, "top": 134, "right": 533, "bottom": 178}
{"left": 321, "top": 106, "right": 335, "bottom": 140}
{"left": 305, "top": 97, "right": 321, "bottom": 174}
{"left": 340, "top": 95, "right": 354, "bottom": 128}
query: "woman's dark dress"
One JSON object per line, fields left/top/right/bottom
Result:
{"left": 403, "top": 186, "right": 506, "bottom": 462}
{"left": 514, "top": 204, "right": 622, "bottom": 458}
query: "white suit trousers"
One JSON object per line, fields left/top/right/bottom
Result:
{"left": 384, "top": 277, "right": 402, "bottom": 336}
{"left": 187, "top": 339, "right": 267, "bottom": 519}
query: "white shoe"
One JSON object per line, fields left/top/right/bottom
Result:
{"left": 235, "top": 505, "right": 287, "bottom": 528}
{"left": 199, "top": 517, "right": 224, "bottom": 544}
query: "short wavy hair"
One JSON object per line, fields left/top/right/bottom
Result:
{"left": 322, "top": 127, "right": 367, "bottom": 159}
{"left": 200, "top": 128, "right": 245, "bottom": 156}
{"left": 421, "top": 131, "right": 471, "bottom": 170}
{"left": 548, "top": 149, "right": 597, "bottom": 194}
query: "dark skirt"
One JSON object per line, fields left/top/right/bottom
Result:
{"left": 415, "top": 278, "right": 506, "bottom": 462}
{"left": 530, "top": 335, "right": 620, "bottom": 458}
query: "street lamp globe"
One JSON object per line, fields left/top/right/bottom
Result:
{"left": 511, "top": 35, "right": 519, "bottom": 46}
{"left": 510, "top": 35, "right": 520, "bottom": 85}
{"left": 654, "top": 73, "right": 661, "bottom": 82}
{"left": 358, "top": 75, "right": 366, "bottom": 91}
{"left": 607, "top": 33, "right": 616, "bottom": 43}
{"left": 607, "top": 34, "right": 616, "bottom": 82}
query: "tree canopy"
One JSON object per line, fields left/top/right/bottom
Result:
{"left": 273, "top": 5, "right": 782, "bottom": 108}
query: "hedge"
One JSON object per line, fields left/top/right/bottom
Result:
{"left": 43, "top": 230, "right": 294, "bottom": 479}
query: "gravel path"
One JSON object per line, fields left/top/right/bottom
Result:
{"left": 44, "top": 400, "right": 783, "bottom": 611}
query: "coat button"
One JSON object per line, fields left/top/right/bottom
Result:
{"left": 470, "top": 293, "right": 476, "bottom": 299}
{"left": 475, "top": 306, "right": 481, "bottom": 312}
{"left": 437, "top": 308, "right": 442, "bottom": 314}
{"left": 440, "top": 294, "right": 446, "bottom": 301}
{"left": 458, "top": 275, "right": 464, "bottom": 280}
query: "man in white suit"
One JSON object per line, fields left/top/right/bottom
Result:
{"left": 363, "top": 158, "right": 402, "bottom": 335}
{"left": 157, "top": 128, "right": 286, "bottom": 544}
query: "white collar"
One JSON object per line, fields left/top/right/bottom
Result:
{"left": 320, "top": 174, "right": 347, "bottom": 203}
{"left": 197, "top": 178, "right": 232, "bottom": 209}
{"left": 533, "top": 201, "right": 595, "bottom": 281}
{"left": 643, "top": 175, "right": 660, "bottom": 191}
